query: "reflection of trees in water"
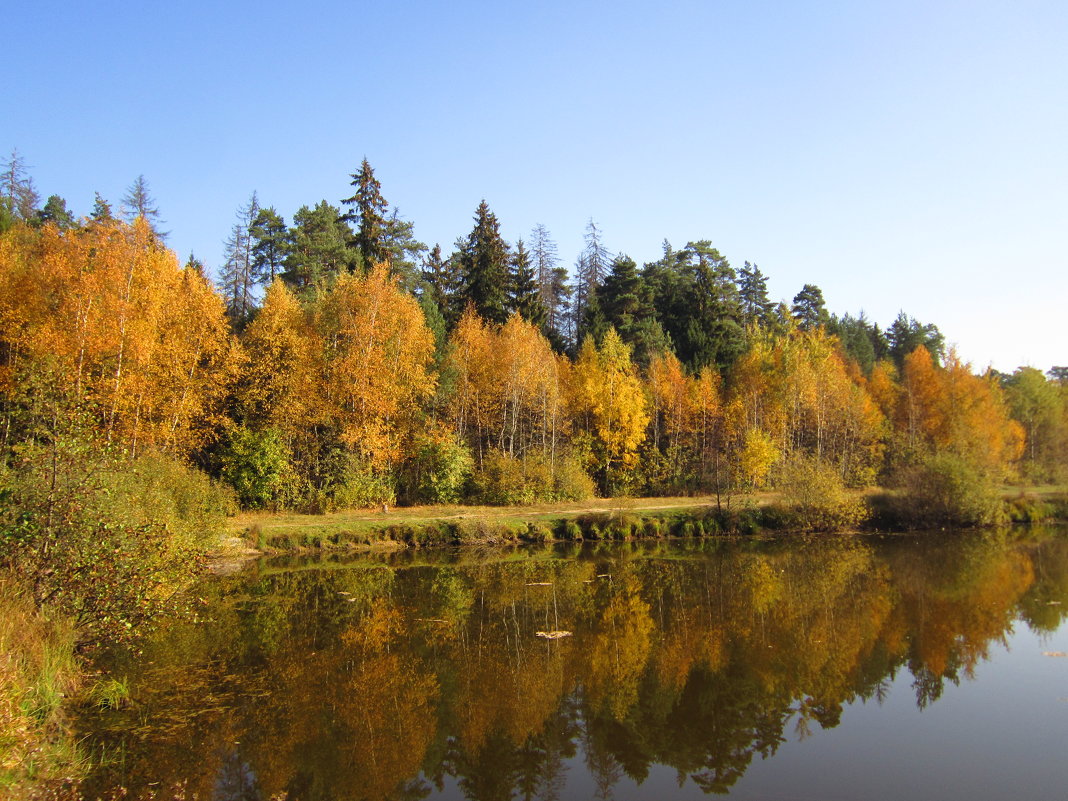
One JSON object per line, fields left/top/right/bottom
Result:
{"left": 79, "top": 531, "right": 1068, "bottom": 799}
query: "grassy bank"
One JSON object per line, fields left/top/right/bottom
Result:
{"left": 227, "top": 486, "right": 1068, "bottom": 554}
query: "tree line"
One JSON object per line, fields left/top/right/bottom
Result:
{"left": 1, "top": 151, "right": 1066, "bottom": 515}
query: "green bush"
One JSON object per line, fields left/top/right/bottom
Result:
{"left": 0, "top": 440, "right": 213, "bottom": 645}
{"left": 471, "top": 449, "right": 595, "bottom": 505}
{"left": 773, "top": 455, "right": 868, "bottom": 532}
{"left": 329, "top": 457, "right": 396, "bottom": 511}
{"left": 400, "top": 433, "right": 474, "bottom": 505}
{"left": 219, "top": 426, "right": 295, "bottom": 510}
{"left": 892, "top": 453, "right": 1004, "bottom": 527}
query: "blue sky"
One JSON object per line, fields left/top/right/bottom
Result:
{"left": 6, "top": 0, "right": 1066, "bottom": 372}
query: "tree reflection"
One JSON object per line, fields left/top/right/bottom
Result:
{"left": 77, "top": 530, "right": 1068, "bottom": 799}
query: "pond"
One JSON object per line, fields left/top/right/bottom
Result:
{"left": 77, "top": 529, "right": 1068, "bottom": 800}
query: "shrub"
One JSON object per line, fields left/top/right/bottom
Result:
{"left": 400, "top": 432, "right": 474, "bottom": 505}
{"left": 471, "top": 449, "right": 595, "bottom": 505}
{"left": 0, "top": 439, "right": 209, "bottom": 645}
{"left": 219, "top": 426, "right": 295, "bottom": 510}
{"left": 892, "top": 453, "right": 1004, "bottom": 527}
{"left": 772, "top": 455, "right": 868, "bottom": 531}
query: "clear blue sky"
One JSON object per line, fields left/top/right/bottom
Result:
{"left": 6, "top": 0, "right": 1066, "bottom": 372}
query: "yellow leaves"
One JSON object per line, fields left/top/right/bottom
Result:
{"left": 315, "top": 263, "right": 436, "bottom": 467}
{"left": 569, "top": 329, "right": 649, "bottom": 478}
{"left": 0, "top": 219, "right": 238, "bottom": 457}
{"left": 446, "top": 309, "right": 563, "bottom": 462}
{"left": 736, "top": 428, "right": 779, "bottom": 490}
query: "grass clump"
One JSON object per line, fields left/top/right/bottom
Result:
{"left": 0, "top": 574, "right": 82, "bottom": 790}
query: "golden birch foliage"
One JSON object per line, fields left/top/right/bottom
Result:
{"left": 445, "top": 308, "right": 499, "bottom": 459}
{"left": 736, "top": 428, "right": 779, "bottom": 490}
{"left": 647, "top": 352, "right": 690, "bottom": 456}
{"left": 314, "top": 263, "right": 435, "bottom": 468}
{"left": 0, "top": 220, "right": 237, "bottom": 456}
{"left": 896, "top": 347, "right": 1023, "bottom": 472}
{"left": 493, "top": 312, "right": 563, "bottom": 457}
{"left": 568, "top": 330, "right": 649, "bottom": 475}
{"left": 238, "top": 278, "right": 318, "bottom": 432}
{"left": 446, "top": 310, "right": 564, "bottom": 463}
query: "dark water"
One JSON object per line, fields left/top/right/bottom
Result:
{"left": 79, "top": 529, "right": 1068, "bottom": 800}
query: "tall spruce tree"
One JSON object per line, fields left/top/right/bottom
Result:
{"left": 508, "top": 238, "right": 547, "bottom": 325}
{"left": 341, "top": 158, "right": 389, "bottom": 269}
{"left": 457, "top": 200, "right": 510, "bottom": 324}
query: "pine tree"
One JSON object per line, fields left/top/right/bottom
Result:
{"left": 457, "top": 200, "right": 510, "bottom": 324}
{"left": 738, "top": 261, "right": 773, "bottom": 327}
{"left": 791, "top": 284, "right": 830, "bottom": 331}
{"left": 507, "top": 239, "right": 547, "bottom": 326}
{"left": 219, "top": 192, "right": 260, "bottom": 325}
{"left": 888, "top": 311, "right": 944, "bottom": 368}
{"left": 250, "top": 207, "right": 289, "bottom": 285}
{"left": 35, "top": 195, "right": 75, "bottom": 229}
{"left": 91, "top": 192, "right": 113, "bottom": 222}
{"left": 282, "top": 201, "right": 356, "bottom": 290}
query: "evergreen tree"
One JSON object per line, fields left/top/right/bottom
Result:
{"left": 738, "top": 261, "right": 773, "bottom": 327}
{"left": 791, "top": 284, "right": 830, "bottom": 331}
{"left": 341, "top": 157, "right": 389, "bottom": 269}
{"left": 834, "top": 312, "right": 882, "bottom": 374}
{"left": 421, "top": 244, "right": 463, "bottom": 329}
{"left": 572, "top": 218, "right": 612, "bottom": 337}
{"left": 283, "top": 201, "right": 356, "bottom": 290}
{"left": 599, "top": 254, "right": 668, "bottom": 367}
{"left": 250, "top": 207, "right": 289, "bottom": 285}
{"left": 219, "top": 192, "right": 260, "bottom": 325}
{"left": 646, "top": 240, "right": 743, "bottom": 372}
{"left": 380, "top": 207, "right": 427, "bottom": 290}
{"left": 544, "top": 265, "right": 572, "bottom": 352}
{"left": 507, "top": 239, "right": 547, "bottom": 326}
{"left": 888, "top": 311, "right": 944, "bottom": 367}
{"left": 35, "top": 195, "right": 75, "bottom": 229}
{"left": 457, "top": 200, "right": 510, "bottom": 324}
{"left": 184, "top": 252, "right": 206, "bottom": 277}
{"left": 121, "top": 174, "right": 166, "bottom": 239}
{"left": 90, "top": 192, "right": 113, "bottom": 222}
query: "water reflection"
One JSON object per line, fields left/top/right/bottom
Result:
{"left": 79, "top": 530, "right": 1068, "bottom": 800}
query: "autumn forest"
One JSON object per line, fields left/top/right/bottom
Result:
{"left": 1, "top": 155, "right": 1064, "bottom": 518}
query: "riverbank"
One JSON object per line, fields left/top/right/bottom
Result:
{"left": 222, "top": 486, "right": 1068, "bottom": 556}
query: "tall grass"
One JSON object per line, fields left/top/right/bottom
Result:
{"left": 0, "top": 573, "right": 82, "bottom": 791}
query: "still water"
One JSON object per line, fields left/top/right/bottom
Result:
{"left": 79, "top": 530, "right": 1068, "bottom": 800}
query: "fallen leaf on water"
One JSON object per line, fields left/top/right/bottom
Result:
{"left": 1042, "top": 651, "right": 1068, "bottom": 657}
{"left": 536, "top": 630, "right": 572, "bottom": 639}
